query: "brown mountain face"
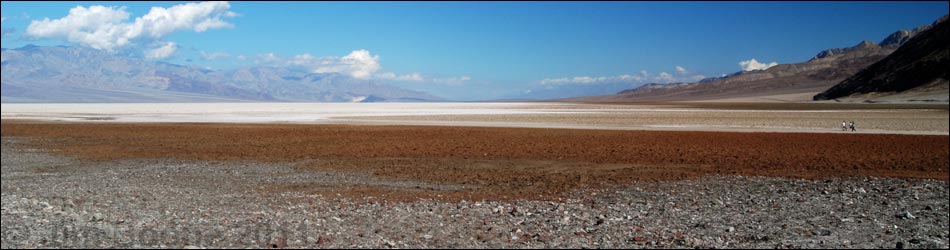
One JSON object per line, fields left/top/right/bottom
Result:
{"left": 578, "top": 21, "right": 933, "bottom": 103}
{"left": 814, "top": 15, "right": 949, "bottom": 101}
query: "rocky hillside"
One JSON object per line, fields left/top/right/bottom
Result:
{"left": 1, "top": 45, "right": 441, "bottom": 103}
{"left": 578, "top": 22, "right": 932, "bottom": 102}
{"left": 814, "top": 15, "right": 949, "bottom": 101}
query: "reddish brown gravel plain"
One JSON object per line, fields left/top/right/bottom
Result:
{"left": 2, "top": 120, "right": 947, "bottom": 201}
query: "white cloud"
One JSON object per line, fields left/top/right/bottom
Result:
{"left": 657, "top": 72, "right": 673, "bottom": 82}
{"left": 285, "top": 50, "right": 381, "bottom": 79}
{"left": 26, "top": 5, "right": 132, "bottom": 50}
{"left": 144, "top": 42, "right": 177, "bottom": 59}
{"left": 136, "top": 1, "right": 236, "bottom": 36}
{"left": 378, "top": 72, "right": 425, "bottom": 82}
{"left": 25, "top": 2, "right": 236, "bottom": 52}
{"left": 200, "top": 51, "right": 231, "bottom": 60}
{"left": 334, "top": 49, "right": 381, "bottom": 79}
{"left": 254, "top": 50, "right": 468, "bottom": 83}
{"left": 540, "top": 74, "right": 642, "bottom": 86}
{"left": 401, "top": 73, "right": 426, "bottom": 82}
{"left": 377, "top": 72, "right": 471, "bottom": 85}
{"left": 541, "top": 69, "right": 707, "bottom": 86}
{"left": 255, "top": 52, "right": 282, "bottom": 64}
{"left": 289, "top": 53, "right": 314, "bottom": 65}
{"left": 1, "top": 16, "right": 12, "bottom": 37}
{"left": 431, "top": 76, "right": 471, "bottom": 85}
{"left": 739, "top": 58, "right": 778, "bottom": 71}
{"left": 268, "top": 50, "right": 381, "bottom": 79}
{"left": 675, "top": 66, "right": 687, "bottom": 74}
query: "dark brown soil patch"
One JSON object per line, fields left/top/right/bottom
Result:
{"left": 3, "top": 120, "right": 947, "bottom": 201}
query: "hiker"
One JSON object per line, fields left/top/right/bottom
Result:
{"left": 842, "top": 121, "right": 848, "bottom": 131}
{"left": 850, "top": 120, "right": 856, "bottom": 132}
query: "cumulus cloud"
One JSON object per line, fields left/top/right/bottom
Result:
{"left": 675, "top": 66, "right": 687, "bottom": 74}
{"left": 144, "top": 42, "right": 177, "bottom": 59}
{"left": 280, "top": 50, "right": 381, "bottom": 79}
{"left": 254, "top": 50, "right": 467, "bottom": 83}
{"left": 739, "top": 58, "right": 778, "bottom": 71}
{"left": 25, "top": 2, "right": 236, "bottom": 52}
{"left": 657, "top": 72, "right": 673, "bottom": 82}
{"left": 332, "top": 50, "right": 381, "bottom": 79}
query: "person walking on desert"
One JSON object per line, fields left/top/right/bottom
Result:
{"left": 850, "top": 120, "right": 856, "bottom": 132}
{"left": 842, "top": 121, "right": 848, "bottom": 131}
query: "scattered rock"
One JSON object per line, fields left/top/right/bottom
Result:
{"left": 896, "top": 211, "right": 916, "bottom": 219}
{"left": 1, "top": 138, "right": 947, "bottom": 249}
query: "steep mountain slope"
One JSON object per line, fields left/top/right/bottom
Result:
{"left": 814, "top": 16, "right": 949, "bottom": 102}
{"left": 576, "top": 22, "right": 933, "bottom": 103}
{"left": 1, "top": 46, "right": 441, "bottom": 103}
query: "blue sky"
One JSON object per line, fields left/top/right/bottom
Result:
{"left": 2, "top": 1, "right": 947, "bottom": 100}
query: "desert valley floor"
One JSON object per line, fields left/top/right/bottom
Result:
{"left": 1, "top": 102, "right": 948, "bottom": 248}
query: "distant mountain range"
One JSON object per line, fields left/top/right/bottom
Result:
{"left": 815, "top": 15, "right": 948, "bottom": 101}
{"left": 574, "top": 16, "right": 945, "bottom": 103}
{"left": 1, "top": 45, "right": 442, "bottom": 103}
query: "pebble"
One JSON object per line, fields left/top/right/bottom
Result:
{"left": 1, "top": 139, "right": 947, "bottom": 249}
{"left": 896, "top": 211, "right": 916, "bottom": 219}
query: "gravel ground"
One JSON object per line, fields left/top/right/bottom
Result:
{"left": 2, "top": 138, "right": 948, "bottom": 249}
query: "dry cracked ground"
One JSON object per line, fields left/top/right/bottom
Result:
{"left": 1, "top": 121, "right": 948, "bottom": 249}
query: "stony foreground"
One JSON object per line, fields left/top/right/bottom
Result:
{"left": 2, "top": 137, "right": 948, "bottom": 249}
